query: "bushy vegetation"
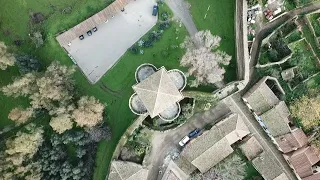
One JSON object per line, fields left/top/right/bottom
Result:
{"left": 307, "top": 13, "right": 320, "bottom": 37}
{"left": 259, "top": 19, "right": 300, "bottom": 64}
{"left": 120, "top": 126, "right": 151, "bottom": 164}
{"left": 260, "top": 33, "right": 292, "bottom": 64}
{"left": 130, "top": 7, "right": 172, "bottom": 55}
{"left": 285, "top": 30, "right": 303, "bottom": 44}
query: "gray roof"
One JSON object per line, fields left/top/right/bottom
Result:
{"left": 181, "top": 113, "right": 250, "bottom": 173}
{"left": 133, "top": 67, "right": 183, "bottom": 118}
{"left": 243, "top": 76, "right": 282, "bottom": 113}
{"left": 161, "top": 160, "right": 189, "bottom": 180}
{"left": 240, "top": 136, "right": 264, "bottom": 160}
{"left": 260, "top": 101, "right": 291, "bottom": 137}
{"left": 108, "top": 160, "right": 149, "bottom": 180}
{"left": 252, "top": 152, "right": 288, "bottom": 180}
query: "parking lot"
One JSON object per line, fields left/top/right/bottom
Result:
{"left": 66, "top": 0, "right": 157, "bottom": 83}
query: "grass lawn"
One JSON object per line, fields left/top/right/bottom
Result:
{"left": 186, "top": 0, "right": 237, "bottom": 82}
{"left": 0, "top": 1, "right": 189, "bottom": 180}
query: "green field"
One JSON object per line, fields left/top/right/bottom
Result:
{"left": 186, "top": 0, "right": 237, "bottom": 82}
{"left": 0, "top": 0, "right": 189, "bottom": 180}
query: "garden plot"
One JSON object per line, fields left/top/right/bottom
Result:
{"left": 65, "top": 0, "right": 157, "bottom": 83}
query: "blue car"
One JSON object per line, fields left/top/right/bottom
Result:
{"left": 188, "top": 128, "right": 200, "bottom": 138}
{"left": 152, "top": 5, "right": 158, "bottom": 16}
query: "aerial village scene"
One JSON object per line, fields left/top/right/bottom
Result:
{"left": 0, "top": 0, "right": 320, "bottom": 180}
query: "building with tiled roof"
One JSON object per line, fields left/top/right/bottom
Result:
{"left": 243, "top": 76, "right": 285, "bottom": 114}
{"left": 108, "top": 160, "right": 149, "bottom": 180}
{"left": 275, "top": 128, "right": 308, "bottom": 153}
{"left": 240, "top": 136, "right": 264, "bottom": 160}
{"left": 252, "top": 152, "right": 290, "bottom": 180}
{"left": 260, "top": 101, "right": 291, "bottom": 137}
{"left": 180, "top": 113, "right": 250, "bottom": 173}
{"left": 284, "top": 146, "right": 320, "bottom": 179}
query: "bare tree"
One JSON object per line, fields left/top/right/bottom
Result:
{"left": 8, "top": 107, "right": 34, "bottom": 125}
{"left": 181, "top": 47, "right": 226, "bottom": 86}
{"left": 0, "top": 42, "right": 15, "bottom": 70}
{"left": 72, "top": 96, "right": 104, "bottom": 127}
{"left": 180, "top": 30, "right": 231, "bottom": 86}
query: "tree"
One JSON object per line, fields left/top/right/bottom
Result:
{"left": 180, "top": 30, "right": 231, "bottom": 86}
{"left": 8, "top": 107, "right": 34, "bottom": 125}
{"left": 85, "top": 123, "right": 112, "bottom": 142}
{"left": 211, "top": 154, "right": 246, "bottom": 180}
{"left": 30, "top": 61, "right": 75, "bottom": 110}
{"left": 290, "top": 95, "right": 320, "bottom": 130}
{"left": 49, "top": 114, "right": 74, "bottom": 134}
{"left": 0, "top": 41, "right": 15, "bottom": 70}
{"left": 180, "top": 47, "right": 226, "bottom": 86}
{"left": 0, "top": 124, "right": 43, "bottom": 179}
{"left": 31, "top": 32, "right": 44, "bottom": 48}
{"left": 1, "top": 73, "right": 37, "bottom": 97}
{"left": 15, "top": 54, "right": 42, "bottom": 74}
{"left": 72, "top": 96, "right": 104, "bottom": 127}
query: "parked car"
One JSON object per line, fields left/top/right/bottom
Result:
{"left": 92, "top": 27, "right": 98, "bottom": 32}
{"left": 152, "top": 5, "right": 158, "bottom": 16}
{"left": 87, "top": 30, "right": 92, "bottom": 36}
{"left": 188, "top": 128, "right": 200, "bottom": 138}
{"left": 79, "top": 35, "right": 84, "bottom": 40}
{"left": 179, "top": 136, "right": 190, "bottom": 147}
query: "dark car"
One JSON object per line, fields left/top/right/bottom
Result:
{"left": 87, "top": 30, "right": 92, "bottom": 36}
{"left": 152, "top": 5, "right": 158, "bottom": 16}
{"left": 92, "top": 27, "right": 98, "bottom": 32}
{"left": 188, "top": 128, "right": 200, "bottom": 138}
{"left": 79, "top": 35, "right": 84, "bottom": 40}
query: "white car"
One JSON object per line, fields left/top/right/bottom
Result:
{"left": 179, "top": 136, "right": 190, "bottom": 147}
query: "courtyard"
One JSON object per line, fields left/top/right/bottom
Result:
{"left": 58, "top": 0, "right": 157, "bottom": 83}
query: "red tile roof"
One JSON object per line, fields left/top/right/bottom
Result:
{"left": 286, "top": 146, "right": 320, "bottom": 178}
{"left": 276, "top": 128, "right": 308, "bottom": 153}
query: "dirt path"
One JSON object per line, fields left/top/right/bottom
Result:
{"left": 165, "top": 0, "right": 198, "bottom": 36}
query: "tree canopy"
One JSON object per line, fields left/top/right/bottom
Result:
{"left": 290, "top": 95, "right": 320, "bottom": 130}
{"left": 180, "top": 30, "right": 231, "bottom": 87}
{"left": 0, "top": 42, "right": 15, "bottom": 70}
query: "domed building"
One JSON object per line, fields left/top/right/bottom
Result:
{"left": 129, "top": 64, "right": 187, "bottom": 121}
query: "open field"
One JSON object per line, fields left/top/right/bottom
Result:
{"left": 186, "top": 0, "right": 237, "bottom": 82}
{"left": 0, "top": 0, "right": 189, "bottom": 180}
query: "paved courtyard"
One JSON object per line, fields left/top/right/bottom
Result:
{"left": 66, "top": 0, "right": 157, "bottom": 83}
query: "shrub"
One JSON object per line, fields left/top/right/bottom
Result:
{"left": 143, "top": 40, "right": 153, "bottom": 48}
{"left": 161, "top": 12, "right": 169, "bottom": 21}
{"left": 158, "top": 22, "right": 171, "bottom": 30}
{"left": 15, "top": 54, "right": 42, "bottom": 74}
{"left": 130, "top": 45, "right": 139, "bottom": 54}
